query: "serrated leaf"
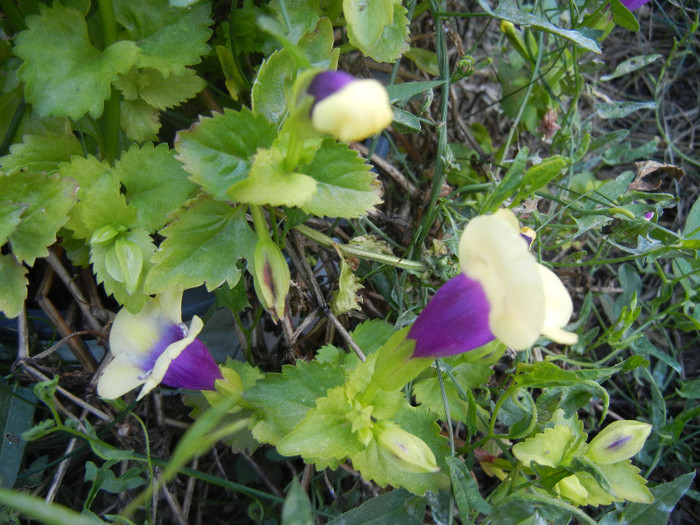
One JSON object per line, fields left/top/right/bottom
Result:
{"left": 350, "top": 319, "right": 396, "bottom": 355}
{"left": 327, "top": 489, "right": 425, "bottom": 525}
{"left": 228, "top": 147, "right": 318, "bottom": 207}
{"left": 175, "top": 108, "right": 277, "bottom": 200}
{"left": 115, "top": 143, "right": 196, "bottom": 232}
{"left": 475, "top": 0, "right": 601, "bottom": 54}
{"left": 0, "top": 172, "right": 77, "bottom": 264}
{"left": 114, "top": 0, "right": 212, "bottom": 75}
{"left": 344, "top": 0, "right": 394, "bottom": 49}
{"left": 331, "top": 259, "right": 363, "bottom": 315}
{"left": 115, "top": 67, "right": 206, "bottom": 109}
{"left": 0, "top": 131, "right": 83, "bottom": 173}
{"left": 299, "top": 140, "right": 382, "bottom": 217}
{"left": 350, "top": 3, "right": 410, "bottom": 63}
{"left": 513, "top": 426, "right": 576, "bottom": 468}
{"left": 14, "top": 3, "right": 139, "bottom": 119}
{"left": 251, "top": 49, "right": 296, "bottom": 124}
{"left": 60, "top": 156, "right": 135, "bottom": 240}
{"left": 145, "top": 196, "right": 256, "bottom": 293}
{"left": 282, "top": 479, "right": 314, "bottom": 525}
{"left": 245, "top": 360, "right": 346, "bottom": 445}
{"left": 91, "top": 229, "right": 153, "bottom": 312}
{"left": 0, "top": 203, "right": 25, "bottom": 247}
{"left": 120, "top": 98, "right": 162, "bottom": 142}
{"left": 0, "top": 255, "right": 28, "bottom": 319}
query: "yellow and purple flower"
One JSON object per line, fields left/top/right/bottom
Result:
{"left": 408, "top": 209, "right": 578, "bottom": 358}
{"left": 97, "top": 289, "right": 222, "bottom": 399}
{"left": 307, "top": 71, "right": 393, "bottom": 142}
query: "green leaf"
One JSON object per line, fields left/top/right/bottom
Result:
{"left": 515, "top": 156, "right": 568, "bottom": 204}
{"left": 350, "top": 3, "right": 410, "bottom": 63}
{"left": 404, "top": 47, "right": 439, "bottom": 76}
{"left": 475, "top": 0, "right": 601, "bottom": 54}
{"left": 0, "top": 131, "right": 83, "bottom": 173}
{"left": 245, "top": 360, "right": 345, "bottom": 445}
{"left": 391, "top": 107, "right": 422, "bottom": 134}
{"left": 0, "top": 203, "right": 25, "bottom": 247}
{"left": 385, "top": 80, "right": 445, "bottom": 103}
{"left": 228, "top": 147, "right": 318, "bottom": 207}
{"left": 115, "top": 67, "right": 206, "bottom": 109}
{"left": 0, "top": 488, "right": 107, "bottom": 525}
{"left": 251, "top": 49, "right": 295, "bottom": 124}
{"left": 114, "top": 0, "right": 212, "bottom": 75}
{"left": 513, "top": 426, "right": 577, "bottom": 468}
{"left": 446, "top": 457, "right": 492, "bottom": 517}
{"left": 601, "top": 54, "right": 662, "bottom": 82}
{"left": 599, "top": 471, "right": 695, "bottom": 525}
{"left": 609, "top": 0, "right": 640, "bottom": 31}
{"left": 343, "top": 0, "right": 394, "bottom": 50}
{"left": 281, "top": 478, "right": 314, "bottom": 525}
{"left": 595, "top": 101, "right": 657, "bottom": 119}
{"left": 60, "top": 156, "right": 135, "bottom": 240}
{"left": 145, "top": 195, "right": 256, "bottom": 293}
{"left": 276, "top": 386, "right": 364, "bottom": 462}
{"left": 175, "top": 108, "right": 277, "bottom": 201}
{"left": 91, "top": 229, "right": 154, "bottom": 311}
{"left": 597, "top": 460, "right": 653, "bottom": 504}
{"left": 481, "top": 147, "right": 528, "bottom": 213}
{"left": 331, "top": 258, "right": 363, "bottom": 315}
{"left": 350, "top": 319, "right": 396, "bottom": 356}
{"left": 14, "top": 3, "right": 138, "bottom": 119}
{"left": 299, "top": 139, "right": 382, "bottom": 218}
{"left": 327, "top": 489, "right": 425, "bottom": 525}
{"left": 0, "top": 380, "right": 36, "bottom": 489}
{"left": 120, "top": 98, "right": 162, "bottom": 142}
{"left": 0, "top": 172, "right": 77, "bottom": 264}
{"left": 115, "top": 143, "right": 197, "bottom": 232}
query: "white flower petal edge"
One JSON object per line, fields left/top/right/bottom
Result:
{"left": 312, "top": 79, "right": 393, "bottom": 142}
{"left": 458, "top": 209, "right": 577, "bottom": 349}
{"left": 138, "top": 315, "right": 204, "bottom": 399}
{"left": 97, "top": 356, "right": 148, "bottom": 399}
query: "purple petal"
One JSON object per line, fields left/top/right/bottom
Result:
{"left": 408, "top": 274, "right": 495, "bottom": 358}
{"left": 620, "top": 0, "right": 651, "bottom": 10}
{"left": 161, "top": 338, "right": 223, "bottom": 391}
{"left": 139, "top": 323, "right": 184, "bottom": 371}
{"left": 308, "top": 71, "right": 356, "bottom": 102}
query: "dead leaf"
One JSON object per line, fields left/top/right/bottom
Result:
{"left": 629, "top": 161, "right": 685, "bottom": 191}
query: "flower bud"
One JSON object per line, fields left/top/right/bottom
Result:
{"left": 105, "top": 237, "right": 143, "bottom": 295}
{"left": 252, "top": 238, "right": 290, "bottom": 323}
{"left": 375, "top": 421, "right": 439, "bottom": 474}
{"left": 555, "top": 474, "right": 589, "bottom": 506}
{"left": 586, "top": 420, "right": 652, "bottom": 465}
{"left": 308, "top": 71, "right": 393, "bottom": 142}
{"left": 90, "top": 224, "right": 120, "bottom": 245}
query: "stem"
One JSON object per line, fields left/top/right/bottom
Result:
{"left": 294, "top": 223, "right": 426, "bottom": 273}
{"left": 250, "top": 205, "right": 271, "bottom": 240}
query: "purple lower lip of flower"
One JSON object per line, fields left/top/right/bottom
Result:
{"left": 621, "top": 0, "right": 651, "bottom": 10}
{"left": 162, "top": 338, "right": 223, "bottom": 391}
{"left": 408, "top": 273, "right": 495, "bottom": 358}
{"left": 308, "top": 71, "right": 356, "bottom": 102}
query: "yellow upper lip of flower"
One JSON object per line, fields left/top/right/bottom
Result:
{"left": 458, "top": 209, "right": 577, "bottom": 349}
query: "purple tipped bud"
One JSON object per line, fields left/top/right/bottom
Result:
{"left": 586, "top": 420, "right": 652, "bottom": 465}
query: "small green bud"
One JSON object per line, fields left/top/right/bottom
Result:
{"left": 252, "top": 238, "right": 290, "bottom": 323}
{"left": 586, "top": 420, "right": 652, "bottom": 465}
{"left": 90, "top": 225, "right": 120, "bottom": 245}
{"left": 375, "top": 421, "right": 439, "bottom": 474}
{"left": 105, "top": 238, "right": 143, "bottom": 295}
{"left": 500, "top": 20, "right": 533, "bottom": 64}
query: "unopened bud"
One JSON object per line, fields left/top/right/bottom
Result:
{"left": 105, "top": 238, "right": 143, "bottom": 294}
{"left": 586, "top": 420, "right": 652, "bottom": 465}
{"left": 375, "top": 421, "right": 439, "bottom": 474}
{"left": 253, "top": 238, "right": 290, "bottom": 323}
{"left": 555, "top": 474, "right": 589, "bottom": 506}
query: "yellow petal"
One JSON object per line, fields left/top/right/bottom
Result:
{"left": 97, "top": 355, "right": 146, "bottom": 399}
{"left": 312, "top": 79, "right": 393, "bottom": 142}
{"left": 459, "top": 210, "right": 544, "bottom": 349}
{"left": 537, "top": 265, "right": 578, "bottom": 345}
{"left": 109, "top": 290, "right": 184, "bottom": 358}
{"left": 137, "top": 315, "right": 204, "bottom": 399}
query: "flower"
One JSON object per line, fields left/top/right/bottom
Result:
{"left": 621, "top": 0, "right": 651, "bottom": 10}
{"left": 307, "top": 71, "right": 393, "bottom": 142}
{"left": 97, "top": 289, "right": 222, "bottom": 399}
{"left": 408, "top": 209, "right": 577, "bottom": 358}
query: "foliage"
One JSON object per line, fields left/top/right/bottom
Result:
{"left": 0, "top": 0, "right": 697, "bottom": 524}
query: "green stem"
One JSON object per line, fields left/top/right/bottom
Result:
{"left": 250, "top": 204, "right": 271, "bottom": 241}
{"left": 294, "top": 223, "right": 426, "bottom": 273}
